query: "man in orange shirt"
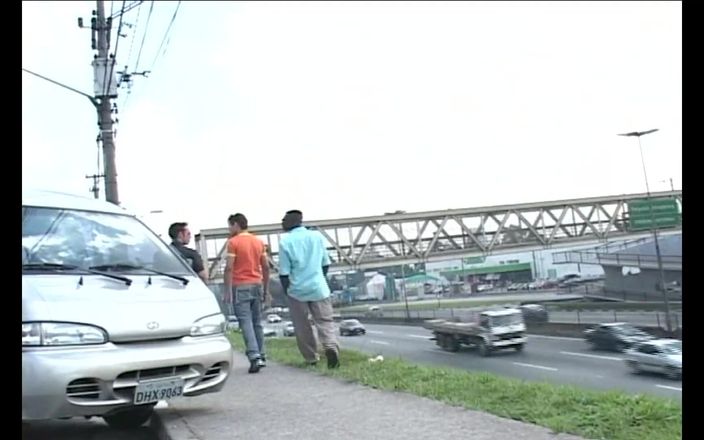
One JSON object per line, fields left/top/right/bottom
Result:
{"left": 224, "top": 213, "right": 270, "bottom": 373}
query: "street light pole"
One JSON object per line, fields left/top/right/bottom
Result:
{"left": 401, "top": 263, "right": 410, "bottom": 320}
{"left": 618, "top": 129, "right": 672, "bottom": 333}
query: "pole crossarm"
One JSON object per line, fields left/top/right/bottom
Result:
{"left": 197, "top": 191, "right": 682, "bottom": 279}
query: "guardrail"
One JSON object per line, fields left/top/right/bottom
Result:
{"left": 553, "top": 250, "right": 682, "bottom": 269}
{"left": 350, "top": 308, "right": 681, "bottom": 330}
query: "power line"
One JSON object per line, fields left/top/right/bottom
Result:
{"left": 123, "top": 1, "right": 143, "bottom": 69}
{"left": 134, "top": 0, "right": 155, "bottom": 71}
{"left": 104, "top": 0, "right": 127, "bottom": 98}
{"left": 120, "top": 0, "right": 153, "bottom": 112}
{"left": 149, "top": 1, "right": 181, "bottom": 71}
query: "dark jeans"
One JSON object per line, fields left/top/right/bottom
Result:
{"left": 232, "top": 284, "right": 265, "bottom": 361}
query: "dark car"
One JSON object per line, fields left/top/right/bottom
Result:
{"left": 339, "top": 319, "right": 366, "bottom": 336}
{"left": 584, "top": 323, "right": 654, "bottom": 352}
{"left": 519, "top": 304, "right": 549, "bottom": 323}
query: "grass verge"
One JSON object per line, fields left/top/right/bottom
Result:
{"left": 228, "top": 333, "right": 681, "bottom": 440}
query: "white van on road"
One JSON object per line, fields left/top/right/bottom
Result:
{"left": 22, "top": 189, "right": 233, "bottom": 429}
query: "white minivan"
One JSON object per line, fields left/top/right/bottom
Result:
{"left": 22, "top": 189, "right": 233, "bottom": 428}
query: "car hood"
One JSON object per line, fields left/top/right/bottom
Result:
{"left": 23, "top": 274, "right": 221, "bottom": 342}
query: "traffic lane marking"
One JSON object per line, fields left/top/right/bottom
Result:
{"left": 513, "top": 362, "right": 559, "bottom": 372}
{"left": 655, "top": 384, "right": 682, "bottom": 391}
{"left": 560, "top": 351, "right": 624, "bottom": 361}
{"left": 370, "top": 340, "right": 390, "bottom": 345}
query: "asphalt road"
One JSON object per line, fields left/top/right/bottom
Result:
{"left": 22, "top": 418, "right": 159, "bottom": 440}
{"left": 340, "top": 323, "right": 682, "bottom": 401}
{"left": 262, "top": 321, "right": 682, "bottom": 402}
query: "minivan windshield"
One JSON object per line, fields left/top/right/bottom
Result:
{"left": 22, "top": 207, "right": 190, "bottom": 275}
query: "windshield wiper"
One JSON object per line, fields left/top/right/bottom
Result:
{"left": 89, "top": 263, "right": 189, "bottom": 286}
{"left": 23, "top": 262, "right": 133, "bottom": 286}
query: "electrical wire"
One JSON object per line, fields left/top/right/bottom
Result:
{"left": 148, "top": 1, "right": 181, "bottom": 71}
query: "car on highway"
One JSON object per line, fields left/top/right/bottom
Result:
{"left": 519, "top": 304, "right": 549, "bottom": 323}
{"left": 267, "top": 314, "right": 282, "bottom": 323}
{"left": 476, "top": 284, "right": 493, "bottom": 293}
{"left": 22, "top": 189, "right": 233, "bottom": 429}
{"left": 339, "top": 319, "right": 366, "bottom": 336}
{"left": 364, "top": 305, "right": 383, "bottom": 318}
{"left": 624, "top": 339, "right": 681, "bottom": 379}
{"left": 283, "top": 321, "right": 296, "bottom": 337}
{"left": 262, "top": 326, "right": 277, "bottom": 337}
{"left": 584, "top": 322, "right": 654, "bottom": 352}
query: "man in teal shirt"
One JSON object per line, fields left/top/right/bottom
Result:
{"left": 279, "top": 210, "right": 340, "bottom": 368}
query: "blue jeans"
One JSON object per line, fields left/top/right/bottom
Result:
{"left": 232, "top": 284, "right": 265, "bottom": 361}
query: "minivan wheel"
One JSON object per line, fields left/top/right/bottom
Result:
{"left": 103, "top": 405, "right": 155, "bottom": 429}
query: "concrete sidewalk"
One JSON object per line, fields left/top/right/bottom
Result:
{"left": 156, "top": 355, "right": 586, "bottom": 440}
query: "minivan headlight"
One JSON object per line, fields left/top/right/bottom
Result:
{"left": 22, "top": 322, "right": 107, "bottom": 346}
{"left": 190, "top": 314, "right": 226, "bottom": 337}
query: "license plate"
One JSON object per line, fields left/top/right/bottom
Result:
{"left": 133, "top": 378, "right": 185, "bottom": 405}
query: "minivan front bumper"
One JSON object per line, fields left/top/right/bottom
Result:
{"left": 22, "top": 334, "right": 233, "bottom": 421}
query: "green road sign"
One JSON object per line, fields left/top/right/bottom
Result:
{"left": 627, "top": 198, "right": 681, "bottom": 231}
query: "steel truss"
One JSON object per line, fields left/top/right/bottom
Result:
{"left": 196, "top": 191, "right": 681, "bottom": 279}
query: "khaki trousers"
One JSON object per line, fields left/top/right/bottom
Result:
{"left": 287, "top": 295, "right": 339, "bottom": 363}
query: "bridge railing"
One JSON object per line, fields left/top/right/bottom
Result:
{"left": 553, "top": 250, "right": 682, "bottom": 268}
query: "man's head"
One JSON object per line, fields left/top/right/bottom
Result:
{"left": 168, "top": 222, "right": 191, "bottom": 244}
{"left": 282, "top": 210, "right": 303, "bottom": 232}
{"left": 228, "top": 213, "right": 248, "bottom": 235}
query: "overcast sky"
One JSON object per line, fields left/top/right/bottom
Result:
{"left": 22, "top": 1, "right": 681, "bottom": 235}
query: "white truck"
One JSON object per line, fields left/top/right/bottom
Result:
{"left": 423, "top": 308, "right": 526, "bottom": 356}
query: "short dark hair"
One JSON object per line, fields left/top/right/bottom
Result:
{"left": 168, "top": 222, "right": 188, "bottom": 240}
{"left": 228, "top": 213, "right": 248, "bottom": 230}
{"left": 282, "top": 210, "right": 303, "bottom": 231}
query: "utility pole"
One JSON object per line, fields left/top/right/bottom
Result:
{"left": 93, "top": 0, "right": 120, "bottom": 205}
{"left": 85, "top": 173, "right": 105, "bottom": 199}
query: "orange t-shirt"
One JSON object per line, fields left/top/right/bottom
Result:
{"left": 227, "top": 232, "right": 266, "bottom": 285}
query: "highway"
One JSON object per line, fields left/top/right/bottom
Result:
{"left": 337, "top": 291, "right": 682, "bottom": 328}
{"left": 264, "top": 321, "right": 681, "bottom": 402}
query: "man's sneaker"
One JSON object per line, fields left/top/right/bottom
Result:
{"left": 248, "top": 359, "right": 261, "bottom": 374}
{"left": 257, "top": 356, "right": 266, "bottom": 368}
{"left": 325, "top": 348, "right": 340, "bottom": 369}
